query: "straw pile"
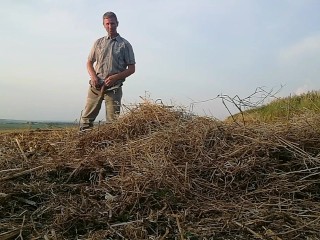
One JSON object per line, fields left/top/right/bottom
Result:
{"left": 1, "top": 102, "right": 320, "bottom": 239}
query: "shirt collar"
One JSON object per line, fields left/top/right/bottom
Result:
{"left": 107, "top": 34, "right": 120, "bottom": 41}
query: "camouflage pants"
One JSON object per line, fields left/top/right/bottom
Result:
{"left": 80, "top": 86, "right": 123, "bottom": 128}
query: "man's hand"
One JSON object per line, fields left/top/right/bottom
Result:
{"left": 104, "top": 74, "right": 117, "bottom": 87}
{"left": 90, "top": 77, "right": 100, "bottom": 88}
{"left": 87, "top": 60, "right": 100, "bottom": 88}
{"left": 103, "top": 65, "right": 135, "bottom": 87}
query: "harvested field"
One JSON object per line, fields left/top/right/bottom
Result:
{"left": 1, "top": 102, "right": 320, "bottom": 239}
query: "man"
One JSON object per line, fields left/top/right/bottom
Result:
{"left": 80, "top": 11, "right": 136, "bottom": 131}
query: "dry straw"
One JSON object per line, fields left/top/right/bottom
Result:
{"left": 0, "top": 101, "right": 320, "bottom": 239}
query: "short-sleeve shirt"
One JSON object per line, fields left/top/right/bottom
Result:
{"left": 88, "top": 34, "right": 135, "bottom": 85}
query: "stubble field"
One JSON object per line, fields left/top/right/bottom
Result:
{"left": 1, "top": 102, "right": 320, "bottom": 239}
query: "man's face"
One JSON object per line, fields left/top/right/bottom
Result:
{"left": 103, "top": 17, "right": 118, "bottom": 36}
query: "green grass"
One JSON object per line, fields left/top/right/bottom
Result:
{"left": 232, "top": 90, "right": 320, "bottom": 122}
{"left": 0, "top": 121, "right": 77, "bottom": 132}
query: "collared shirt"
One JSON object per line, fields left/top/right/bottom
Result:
{"left": 88, "top": 34, "right": 135, "bottom": 83}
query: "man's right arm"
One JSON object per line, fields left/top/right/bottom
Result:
{"left": 87, "top": 60, "right": 99, "bottom": 88}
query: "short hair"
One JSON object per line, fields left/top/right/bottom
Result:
{"left": 103, "top": 12, "right": 118, "bottom": 22}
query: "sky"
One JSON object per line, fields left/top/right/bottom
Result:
{"left": 0, "top": 0, "right": 320, "bottom": 121}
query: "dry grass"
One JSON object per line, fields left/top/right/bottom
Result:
{"left": 1, "top": 102, "right": 320, "bottom": 239}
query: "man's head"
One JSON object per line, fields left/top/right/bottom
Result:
{"left": 102, "top": 12, "right": 119, "bottom": 38}
{"left": 103, "top": 12, "right": 118, "bottom": 23}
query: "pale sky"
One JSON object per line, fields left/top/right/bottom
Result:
{"left": 1, "top": 0, "right": 320, "bottom": 121}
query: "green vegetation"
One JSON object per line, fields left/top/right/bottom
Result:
{"left": 0, "top": 119, "right": 77, "bottom": 131}
{"left": 232, "top": 90, "right": 320, "bottom": 122}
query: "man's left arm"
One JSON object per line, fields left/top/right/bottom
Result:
{"left": 104, "top": 64, "right": 135, "bottom": 86}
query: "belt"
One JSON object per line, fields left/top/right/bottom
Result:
{"left": 89, "top": 80, "right": 123, "bottom": 92}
